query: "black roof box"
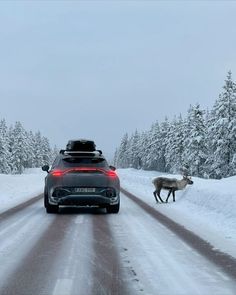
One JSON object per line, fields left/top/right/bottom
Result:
{"left": 66, "top": 139, "right": 96, "bottom": 152}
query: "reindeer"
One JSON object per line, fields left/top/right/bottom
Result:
{"left": 152, "top": 175, "right": 193, "bottom": 203}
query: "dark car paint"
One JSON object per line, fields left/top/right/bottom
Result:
{"left": 43, "top": 153, "right": 120, "bottom": 209}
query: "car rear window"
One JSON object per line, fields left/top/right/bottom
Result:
{"left": 60, "top": 157, "right": 108, "bottom": 168}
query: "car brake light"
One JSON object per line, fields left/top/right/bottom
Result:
{"left": 51, "top": 170, "right": 64, "bottom": 177}
{"left": 106, "top": 170, "right": 117, "bottom": 177}
{"left": 50, "top": 168, "right": 117, "bottom": 177}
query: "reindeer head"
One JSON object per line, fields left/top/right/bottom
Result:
{"left": 183, "top": 175, "right": 194, "bottom": 185}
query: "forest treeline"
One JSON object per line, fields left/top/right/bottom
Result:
{"left": 114, "top": 71, "right": 236, "bottom": 179}
{"left": 0, "top": 120, "right": 58, "bottom": 174}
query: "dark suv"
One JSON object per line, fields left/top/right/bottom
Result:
{"left": 42, "top": 142, "right": 120, "bottom": 214}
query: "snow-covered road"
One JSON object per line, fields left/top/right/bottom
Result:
{"left": 0, "top": 192, "right": 236, "bottom": 295}
{"left": 0, "top": 168, "right": 236, "bottom": 294}
{"left": 117, "top": 168, "right": 236, "bottom": 259}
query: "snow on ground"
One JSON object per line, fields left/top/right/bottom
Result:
{"left": 0, "top": 167, "right": 235, "bottom": 259}
{"left": 117, "top": 168, "right": 236, "bottom": 258}
{"left": 0, "top": 168, "right": 45, "bottom": 214}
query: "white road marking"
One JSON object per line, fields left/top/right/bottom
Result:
{"left": 52, "top": 279, "right": 73, "bottom": 295}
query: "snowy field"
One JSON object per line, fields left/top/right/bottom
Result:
{"left": 117, "top": 168, "right": 236, "bottom": 259}
{"left": 0, "top": 168, "right": 235, "bottom": 259}
{"left": 0, "top": 168, "right": 45, "bottom": 213}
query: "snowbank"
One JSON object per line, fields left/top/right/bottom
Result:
{"left": 117, "top": 168, "right": 236, "bottom": 258}
{"left": 0, "top": 168, "right": 45, "bottom": 214}
{"left": 0, "top": 167, "right": 235, "bottom": 258}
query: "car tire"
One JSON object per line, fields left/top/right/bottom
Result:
{"left": 44, "top": 192, "right": 59, "bottom": 214}
{"left": 46, "top": 205, "right": 59, "bottom": 214}
{"left": 106, "top": 202, "right": 120, "bottom": 214}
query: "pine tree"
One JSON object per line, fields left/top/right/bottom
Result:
{"left": 137, "top": 131, "right": 148, "bottom": 169}
{"left": 116, "top": 133, "right": 129, "bottom": 168}
{"left": 0, "top": 119, "right": 11, "bottom": 173}
{"left": 182, "top": 104, "right": 207, "bottom": 177}
{"left": 33, "top": 131, "right": 44, "bottom": 167}
{"left": 50, "top": 145, "right": 59, "bottom": 164}
{"left": 0, "top": 118, "right": 57, "bottom": 174}
{"left": 113, "top": 71, "right": 236, "bottom": 179}
{"left": 24, "top": 131, "right": 35, "bottom": 168}
{"left": 158, "top": 118, "right": 170, "bottom": 172}
{"left": 41, "top": 136, "right": 52, "bottom": 165}
{"left": 165, "top": 115, "right": 185, "bottom": 174}
{"left": 126, "top": 130, "right": 140, "bottom": 168}
{"left": 113, "top": 148, "right": 119, "bottom": 167}
{"left": 207, "top": 71, "right": 236, "bottom": 178}
{"left": 145, "top": 121, "right": 161, "bottom": 170}
{"left": 9, "top": 122, "right": 28, "bottom": 174}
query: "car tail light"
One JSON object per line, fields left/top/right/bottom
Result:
{"left": 51, "top": 170, "right": 64, "bottom": 177}
{"left": 105, "top": 170, "right": 117, "bottom": 177}
{"left": 50, "top": 167, "right": 117, "bottom": 177}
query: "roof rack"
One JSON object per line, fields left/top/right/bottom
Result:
{"left": 60, "top": 150, "right": 102, "bottom": 157}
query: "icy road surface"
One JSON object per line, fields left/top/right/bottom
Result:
{"left": 0, "top": 193, "right": 236, "bottom": 295}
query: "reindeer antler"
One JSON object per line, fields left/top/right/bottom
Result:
{"left": 180, "top": 166, "right": 189, "bottom": 177}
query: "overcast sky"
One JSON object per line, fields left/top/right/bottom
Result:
{"left": 0, "top": 1, "right": 236, "bottom": 160}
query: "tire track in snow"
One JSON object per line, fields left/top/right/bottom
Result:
{"left": 121, "top": 187, "right": 236, "bottom": 280}
{"left": 0, "top": 194, "right": 43, "bottom": 222}
{"left": 91, "top": 212, "right": 131, "bottom": 295}
{"left": 0, "top": 214, "right": 72, "bottom": 295}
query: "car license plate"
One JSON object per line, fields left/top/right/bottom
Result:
{"left": 74, "top": 188, "right": 96, "bottom": 193}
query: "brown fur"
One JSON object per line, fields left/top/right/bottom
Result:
{"left": 152, "top": 176, "right": 193, "bottom": 203}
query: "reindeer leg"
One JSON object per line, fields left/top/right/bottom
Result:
{"left": 153, "top": 191, "right": 159, "bottom": 203}
{"left": 157, "top": 188, "right": 164, "bottom": 203}
{"left": 166, "top": 189, "right": 172, "bottom": 203}
{"left": 173, "top": 190, "right": 176, "bottom": 202}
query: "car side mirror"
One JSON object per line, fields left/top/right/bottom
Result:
{"left": 109, "top": 165, "right": 116, "bottom": 171}
{"left": 42, "top": 165, "right": 49, "bottom": 173}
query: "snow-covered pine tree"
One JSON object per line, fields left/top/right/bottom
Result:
{"left": 33, "top": 131, "right": 44, "bottom": 168}
{"left": 50, "top": 145, "right": 59, "bottom": 164}
{"left": 158, "top": 117, "right": 170, "bottom": 172}
{"left": 41, "top": 136, "right": 52, "bottom": 165}
{"left": 207, "top": 71, "right": 236, "bottom": 178}
{"left": 145, "top": 121, "right": 161, "bottom": 170}
{"left": 9, "top": 121, "right": 28, "bottom": 174}
{"left": 124, "top": 134, "right": 133, "bottom": 168}
{"left": 0, "top": 118, "right": 56, "bottom": 174}
{"left": 182, "top": 104, "right": 207, "bottom": 177}
{"left": 165, "top": 117, "right": 175, "bottom": 173}
{"left": 24, "top": 131, "right": 35, "bottom": 168}
{"left": 0, "top": 119, "right": 11, "bottom": 173}
{"left": 137, "top": 131, "right": 148, "bottom": 169}
{"left": 175, "top": 115, "right": 186, "bottom": 172}
{"left": 113, "top": 71, "right": 236, "bottom": 179}
{"left": 116, "top": 133, "right": 129, "bottom": 168}
{"left": 126, "top": 130, "right": 140, "bottom": 169}
{"left": 113, "top": 148, "right": 119, "bottom": 167}
{"left": 165, "top": 115, "right": 185, "bottom": 174}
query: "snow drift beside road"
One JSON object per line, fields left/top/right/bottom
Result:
{"left": 0, "top": 168, "right": 45, "bottom": 214}
{"left": 117, "top": 168, "right": 236, "bottom": 258}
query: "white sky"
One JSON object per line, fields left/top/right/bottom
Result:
{"left": 0, "top": 1, "right": 236, "bottom": 159}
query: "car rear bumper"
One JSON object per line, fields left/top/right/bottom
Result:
{"left": 49, "top": 194, "right": 119, "bottom": 207}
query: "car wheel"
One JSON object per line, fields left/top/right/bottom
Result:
{"left": 46, "top": 205, "right": 59, "bottom": 214}
{"left": 106, "top": 202, "right": 120, "bottom": 214}
{"left": 44, "top": 192, "right": 58, "bottom": 214}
